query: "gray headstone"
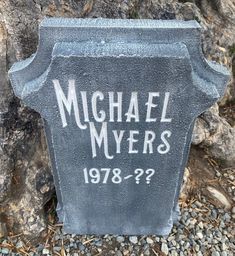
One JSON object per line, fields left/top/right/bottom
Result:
{"left": 9, "top": 18, "right": 229, "bottom": 235}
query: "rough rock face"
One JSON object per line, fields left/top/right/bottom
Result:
{"left": 0, "top": 0, "right": 234, "bottom": 240}
{"left": 192, "top": 104, "right": 235, "bottom": 167}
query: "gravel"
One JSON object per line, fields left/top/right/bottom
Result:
{"left": 129, "top": 236, "right": 138, "bottom": 244}
{"left": 0, "top": 199, "right": 234, "bottom": 255}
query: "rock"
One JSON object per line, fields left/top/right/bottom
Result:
{"left": 16, "top": 240, "right": 24, "bottom": 249}
{"left": 171, "top": 250, "right": 178, "bottom": 256}
{"left": 207, "top": 186, "right": 232, "bottom": 209}
{"left": 232, "top": 207, "right": 235, "bottom": 214}
{"left": 116, "top": 251, "right": 123, "bottom": 256}
{"left": 196, "top": 231, "right": 204, "bottom": 239}
{"left": 117, "top": 236, "right": 125, "bottom": 243}
{"left": 146, "top": 237, "right": 154, "bottom": 244}
{"left": 42, "top": 248, "right": 50, "bottom": 254}
{"left": 53, "top": 247, "right": 61, "bottom": 252}
{"left": 223, "top": 213, "right": 231, "bottom": 222}
{"left": 161, "top": 242, "right": 169, "bottom": 255}
{"left": 123, "top": 249, "right": 129, "bottom": 255}
{"left": 192, "top": 117, "right": 210, "bottom": 145}
{"left": 192, "top": 104, "right": 235, "bottom": 167}
{"left": 129, "top": 236, "right": 138, "bottom": 244}
{"left": 221, "top": 243, "right": 227, "bottom": 251}
{"left": 198, "top": 222, "right": 204, "bottom": 229}
{"left": 1, "top": 248, "right": 9, "bottom": 254}
{"left": 0, "top": 223, "right": 7, "bottom": 238}
{"left": 195, "top": 201, "right": 203, "bottom": 208}
{"left": 95, "top": 240, "right": 102, "bottom": 246}
{"left": 212, "top": 251, "right": 220, "bottom": 256}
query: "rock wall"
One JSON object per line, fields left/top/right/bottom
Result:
{"left": 0, "top": 0, "right": 234, "bottom": 240}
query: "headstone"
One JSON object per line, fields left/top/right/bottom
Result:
{"left": 9, "top": 18, "right": 229, "bottom": 235}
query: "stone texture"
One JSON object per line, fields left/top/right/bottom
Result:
{"left": 10, "top": 18, "right": 228, "bottom": 235}
{"left": 0, "top": 0, "right": 234, "bottom": 240}
{"left": 192, "top": 104, "right": 235, "bottom": 167}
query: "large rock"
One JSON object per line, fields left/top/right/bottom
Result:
{"left": 192, "top": 104, "right": 235, "bottom": 167}
{"left": 0, "top": 0, "right": 234, "bottom": 240}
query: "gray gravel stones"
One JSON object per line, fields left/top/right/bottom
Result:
{"left": 0, "top": 196, "right": 234, "bottom": 255}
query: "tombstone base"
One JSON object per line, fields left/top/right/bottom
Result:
{"left": 58, "top": 207, "right": 180, "bottom": 236}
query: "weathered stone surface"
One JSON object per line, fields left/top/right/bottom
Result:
{"left": 9, "top": 18, "right": 229, "bottom": 235}
{"left": 0, "top": 0, "right": 234, "bottom": 240}
{"left": 192, "top": 104, "right": 235, "bottom": 167}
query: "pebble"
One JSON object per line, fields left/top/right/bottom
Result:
{"left": 223, "top": 213, "right": 231, "bottom": 222}
{"left": 161, "top": 242, "right": 169, "bottom": 255}
{"left": 117, "top": 236, "right": 125, "bottom": 243}
{"left": 123, "top": 249, "right": 129, "bottom": 255}
{"left": 195, "top": 201, "right": 202, "bottom": 208}
{"left": 211, "top": 209, "right": 218, "bottom": 219}
{"left": 155, "top": 237, "right": 160, "bottom": 242}
{"left": 16, "top": 240, "right": 24, "bottom": 248}
{"left": 168, "top": 235, "right": 175, "bottom": 242}
{"left": 221, "top": 243, "right": 227, "bottom": 251}
{"left": 196, "top": 231, "right": 203, "bottom": 239}
{"left": 53, "top": 246, "right": 61, "bottom": 251}
{"left": 146, "top": 237, "right": 154, "bottom": 244}
{"left": 129, "top": 236, "right": 138, "bottom": 244}
{"left": 198, "top": 221, "right": 203, "bottom": 229}
{"left": 1, "top": 248, "right": 9, "bottom": 254}
{"left": 212, "top": 251, "right": 220, "bottom": 256}
{"left": 144, "top": 248, "right": 150, "bottom": 255}
{"left": 95, "top": 240, "right": 102, "bottom": 246}
{"left": 42, "top": 248, "right": 50, "bottom": 254}
{"left": 232, "top": 207, "right": 235, "bottom": 214}
{"left": 195, "top": 244, "right": 200, "bottom": 252}
{"left": 116, "top": 250, "right": 123, "bottom": 256}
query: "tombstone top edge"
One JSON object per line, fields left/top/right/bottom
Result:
{"left": 41, "top": 18, "right": 201, "bottom": 30}
{"left": 9, "top": 18, "right": 229, "bottom": 100}
{"left": 52, "top": 42, "right": 190, "bottom": 59}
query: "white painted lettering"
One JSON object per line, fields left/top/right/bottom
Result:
{"left": 53, "top": 79, "right": 87, "bottom": 129}
{"left": 143, "top": 131, "right": 156, "bottom": 154}
{"left": 157, "top": 130, "right": 172, "bottom": 154}
{"left": 161, "top": 92, "right": 172, "bottom": 122}
{"left": 113, "top": 130, "right": 125, "bottom": 153}
{"left": 92, "top": 91, "right": 106, "bottom": 122}
{"left": 125, "top": 92, "right": 139, "bottom": 122}
{"left": 145, "top": 92, "right": 159, "bottom": 122}
{"left": 127, "top": 130, "right": 139, "bottom": 153}
{"left": 109, "top": 92, "right": 123, "bottom": 122}
{"left": 89, "top": 122, "right": 113, "bottom": 159}
{"left": 81, "top": 91, "right": 89, "bottom": 122}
